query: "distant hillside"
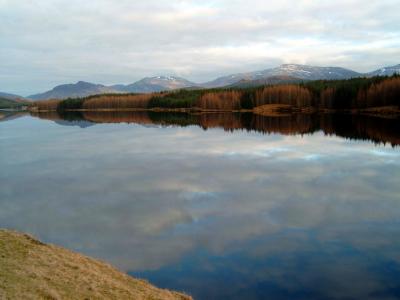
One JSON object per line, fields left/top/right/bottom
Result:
{"left": 116, "top": 76, "right": 197, "bottom": 93}
{"left": 28, "top": 81, "right": 122, "bottom": 100}
{"left": 203, "top": 64, "right": 362, "bottom": 88}
{"left": 0, "top": 92, "right": 26, "bottom": 100}
{"left": 0, "top": 97, "right": 30, "bottom": 109}
{"left": 212, "top": 64, "right": 400, "bottom": 88}
{"left": 29, "top": 77, "right": 197, "bottom": 100}
{"left": 229, "top": 75, "right": 306, "bottom": 88}
{"left": 367, "top": 64, "right": 400, "bottom": 77}
{"left": 0, "top": 229, "right": 191, "bottom": 300}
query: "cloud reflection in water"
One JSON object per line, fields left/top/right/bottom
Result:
{"left": 0, "top": 115, "right": 400, "bottom": 299}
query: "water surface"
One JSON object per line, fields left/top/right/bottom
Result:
{"left": 1, "top": 112, "right": 400, "bottom": 299}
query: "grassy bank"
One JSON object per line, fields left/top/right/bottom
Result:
{"left": 0, "top": 229, "right": 191, "bottom": 300}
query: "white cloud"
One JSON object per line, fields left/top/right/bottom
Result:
{"left": 0, "top": 0, "right": 399, "bottom": 95}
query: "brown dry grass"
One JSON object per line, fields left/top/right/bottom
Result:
{"left": 0, "top": 229, "right": 191, "bottom": 300}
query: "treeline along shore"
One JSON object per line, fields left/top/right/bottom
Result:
{"left": 30, "top": 75, "right": 400, "bottom": 116}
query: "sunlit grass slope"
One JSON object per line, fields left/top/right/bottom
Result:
{"left": 0, "top": 229, "right": 191, "bottom": 300}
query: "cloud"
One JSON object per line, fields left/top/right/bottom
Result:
{"left": 0, "top": 0, "right": 399, "bottom": 95}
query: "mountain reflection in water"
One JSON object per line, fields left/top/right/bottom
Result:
{"left": 32, "top": 110, "right": 400, "bottom": 146}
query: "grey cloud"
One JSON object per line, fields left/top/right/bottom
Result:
{"left": 0, "top": 0, "right": 399, "bottom": 95}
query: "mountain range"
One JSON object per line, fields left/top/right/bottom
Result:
{"left": 28, "top": 76, "right": 197, "bottom": 100}
{"left": 366, "top": 65, "right": 400, "bottom": 77}
{"left": 110, "top": 76, "right": 197, "bottom": 94}
{"left": 2, "top": 64, "right": 399, "bottom": 100}
{"left": 202, "top": 64, "right": 363, "bottom": 88}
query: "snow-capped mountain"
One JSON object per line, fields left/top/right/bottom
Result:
{"left": 367, "top": 64, "right": 400, "bottom": 77}
{"left": 116, "top": 76, "right": 197, "bottom": 93}
{"left": 202, "top": 64, "right": 362, "bottom": 88}
{"left": 26, "top": 64, "right": 399, "bottom": 100}
{"left": 29, "top": 77, "right": 197, "bottom": 100}
{"left": 266, "top": 64, "right": 361, "bottom": 80}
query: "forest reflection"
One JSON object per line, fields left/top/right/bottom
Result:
{"left": 32, "top": 111, "right": 400, "bottom": 146}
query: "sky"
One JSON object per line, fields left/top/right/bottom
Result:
{"left": 1, "top": 0, "right": 399, "bottom": 95}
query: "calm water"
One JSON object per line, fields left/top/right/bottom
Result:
{"left": 1, "top": 112, "right": 400, "bottom": 300}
